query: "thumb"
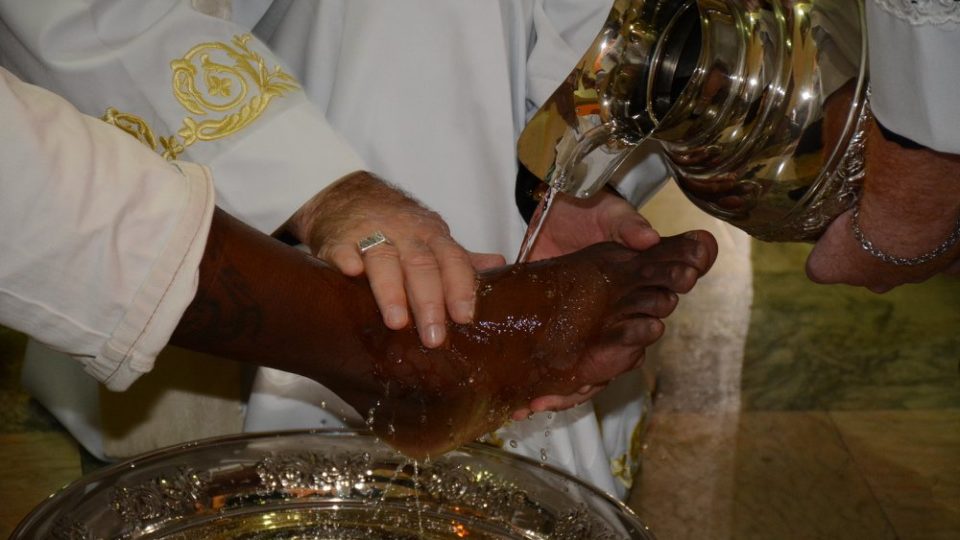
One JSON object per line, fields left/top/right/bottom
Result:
{"left": 615, "top": 215, "right": 660, "bottom": 251}
{"left": 469, "top": 251, "right": 507, "bottom": 270}
{"left": 805, "top": 211, "right": 853, "bottom": 284}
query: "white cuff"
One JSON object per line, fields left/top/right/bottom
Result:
{"left": 87, "top": 162, "right": 216, "bottom": 391}
{"left": 867, "top": 1, "right": 960, "bottom": 154}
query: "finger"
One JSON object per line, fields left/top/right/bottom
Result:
{"left": 323, "top": 242, "right": 365, "bottom": 276}
{"left": 805, "top": 213, "right": 854, "bottom": 285}
{"left": 868, "top": 284, "right": 893, "bottom": 294}
{"left": 430, "top": 236, "right": 479, "bottom": 324}
{"left": 535, "top": 387, "right": 605, "bottom": 412}
{"left": 528, "top": 384, "right": 607, "bottom": 413}
{"left": 361, "top": 242, "right": 410, "bottom": 330}
{"left": 399, "top": 240, "right": 448, "bottom": 347}
{"left": 469, "top": 251, "right": 507, "bottom": 271}
{"left": 511, "top": 408, "right": 532, "bottom": 421}
{"left": 614, "top": 214, "right": 660, "bottom": 251}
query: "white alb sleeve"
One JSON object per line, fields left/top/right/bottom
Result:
{"left": 0, "top": 0, "right": 366, "bottom": 234}
{"left": 867, "top": 0, "right": 960, "bottom": 154}
{"left": 0, "top": 67, "right": 215, "bottom": 391}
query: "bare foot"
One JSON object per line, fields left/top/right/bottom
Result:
{"left": 352, "top": 231, "right": 718, "bottom": 458}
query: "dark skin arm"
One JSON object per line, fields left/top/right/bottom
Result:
{"left": 173, "top": 209, "right": 717, "bottom": 458}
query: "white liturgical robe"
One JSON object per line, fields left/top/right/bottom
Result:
{"left": 867, "top": 1, "right": 960, "bottom": 154}
{"left": 0, "top": 0, "right": 654, "bottom": 499}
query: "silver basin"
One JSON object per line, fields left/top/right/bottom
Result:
{"left": 12, "top": 430, "right": 655, "bottom": 539}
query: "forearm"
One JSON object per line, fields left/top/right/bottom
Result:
{"left": 859, "top": 121, "right": 960, "bottom": 255}
{"left": 170, "top": 208, "right": 579, "bottom": 457}
{"left": 171, "top": 208, "right": 378, "bottom": 390}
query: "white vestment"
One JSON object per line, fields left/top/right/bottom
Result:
{"left": 0, "top": 66, "right": 214, "bottom": 390}
{"left": 0, "top": 0, "right": 661, "bottom": 499}
{"left": 867, "top": 0, "right": 960, "bottom": 153}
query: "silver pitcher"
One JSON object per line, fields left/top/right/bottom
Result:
{"left": 518, "top": 0, "right": 869, "bottom": 241}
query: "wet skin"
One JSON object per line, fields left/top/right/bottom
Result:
{"left": 173, "top": 209, "right": 717, "bottom": 458}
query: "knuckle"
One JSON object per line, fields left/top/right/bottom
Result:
{"left": 369, "top": 276, "right": 405, "bottom": 298}
{"left": 413, "top": 300, "right": 447, "bottom": 323}
{"left": 403, "top": 252, "right": 441, "bottom": 272}
{"left": 441, "top": 246, "right": 474, "bottom": 267}
{"left": 364, "top": 245, "right": 401, "bottom": 263}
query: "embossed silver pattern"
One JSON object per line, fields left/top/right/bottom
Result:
{"left": 12, "top": 431, "right": 656, "bottom": 539}
{"left": 519, "top": 0, "right": 871, "bottom": 242}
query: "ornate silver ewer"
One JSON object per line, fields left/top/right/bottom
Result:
{"left": 518, "top": 0, "right": 869, "bottom": 241}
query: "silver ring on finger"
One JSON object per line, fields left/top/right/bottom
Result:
{"left": 358, "top": 230, "right": 391, "bottom": 254}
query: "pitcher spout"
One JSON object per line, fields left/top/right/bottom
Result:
{"left": 517, "top": 0, "right": 701, "bottom": 198}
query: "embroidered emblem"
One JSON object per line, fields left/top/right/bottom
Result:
{"left": 101, "top": 107, "right": 184, "bottom": 160}
{"left": 169, "top": 34, "right": 300, "bottom": 158}
{"left": 102, "top": 34, "right": 300, "bottom": 160}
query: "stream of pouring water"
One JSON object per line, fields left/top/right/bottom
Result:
{"left": 515, "top": 186, "right": 559, "bottom": 264}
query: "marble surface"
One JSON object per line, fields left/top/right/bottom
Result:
{"left": 0, "top": 431, "right": 81, "bottom": 539}
{"left": 741, "top": 245, "right": 960, "bottom": 411}
{"left": 630, "top": 237, "right": 960, "bottom": 539}
{"left": 831, "top": 410, "right": 960, "bottom": 540}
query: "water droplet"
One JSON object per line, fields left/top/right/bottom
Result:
{"left": 509, "top": 440, "right": 518, "bottom": 448}
{"left": 320, "top": 401, "right": 327, "bottom": 408}
{"left": 540, "top": 448, "right": 548, "bottom": 461}
{"left": 544, "top": 429, "right": 551, "bottom": 438}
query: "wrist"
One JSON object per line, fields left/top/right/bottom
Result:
{"left": 282, "top": 170, "right": 376, "bottom": 245}
{"left": 863, "top": 121, "right": 960, "bottom": 232}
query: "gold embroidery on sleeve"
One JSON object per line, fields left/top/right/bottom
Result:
{"left": 169, "top": 34, "right": 300, "bottom": 156}
{"left": 102, "top": 107, "right": 159, "bottom": 150}
{"left": 100, "top": 34, "right": 300, "bottom": 160}
{"left": 101, "top": 107, "right": 185, "bottom": 159}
